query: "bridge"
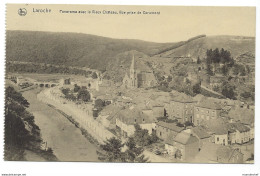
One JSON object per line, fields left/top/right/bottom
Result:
{"left": 34, "top": 82, "right": 59, "bottom": 88}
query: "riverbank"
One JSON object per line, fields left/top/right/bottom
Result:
{"left": 22, "top": 89, "right": 99, "bottom": 161}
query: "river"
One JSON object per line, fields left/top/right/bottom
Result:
{"left": 22, "top": 88, "right": 99, "bottom": 162}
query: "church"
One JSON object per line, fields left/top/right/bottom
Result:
{"left": 122, "top": 55, "right": 157, "bottom": 89}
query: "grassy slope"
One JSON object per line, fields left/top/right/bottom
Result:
{"left": 157, "top": 35, "right": 255, "bottom": 59}
{"left": 6, "top": 30, "right": 174, "bottom": 71}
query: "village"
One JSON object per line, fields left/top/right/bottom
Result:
{"left": 6, "top": 54, "right": 255, "bottom": 163}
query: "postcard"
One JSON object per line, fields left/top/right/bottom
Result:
{"left": 4, "top": 4, "right": 255, "bottom": 163}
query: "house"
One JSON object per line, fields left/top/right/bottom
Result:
{"left": 228, "top": 107, "right": 254, "bottom": 126}
{"left": 194, "top": 99, "right": 222, "bottom": 126}
{"left": 115, "top": 108, "right": 157, "bottom": 137}
{"left": 216, "top": 146, "right": 244, "bottom": 163}
{"left": 122, "top": 55, "right": 157, "bottom": 89}
{"left": 192, "top": 142, "right": 244, "bottom": 163}
{"left": 227, "top": 123, "right": 251, "bottom": 144}
{"left": 165, "top": 131, "right": 199, "bottom": 161}
{"left": 96, "top": 104, "right": 123, "bottom": 129}
{"left": 168, "top": 93, "right": 196, "bottom": 123}
{"left": 191, "top": 126, "right": 211, "bottom": 149}
{"left": 202, "top": 118, "right": 229, "bottom": 146}
{"left": 156, "top": 121, "right": 184, "bottom": 141}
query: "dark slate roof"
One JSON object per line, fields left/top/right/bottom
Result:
{"left": 172, "top": 132, "right": 199, "bottom": 145}
{"left": 171, "top": 93, "right": 195, "bottom": 103}
{"left": 228, "top": 108, "right": 254, "bottom": 125}
{"left": 116, "top": 108, "right": 156, "bottom": 125}
{"left": 195, "top": 99, "right": 222, "bottom": 110}
{"left": 192, "top": 126, "right": 211, "bottom": 139}
{"left": 227, "top": 123, "right": 250, "bottom": 133}
{"left": 216, "top": 146, "right": 243, "bottom": 163}
{"left": 156, "top": 121, "right": 184, "bottom": 132}
{"left": 202, "top": 118, "right": 229, "bottom": 135}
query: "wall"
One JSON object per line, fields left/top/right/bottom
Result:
{"left": 168, "top": 101, "right": 194, "bottom": 123}
{"left": 38, "top": 88, "right": 115, "bottom": 144}
{"left": 194, "top": 106, "right": 220, "bottom": 126}
{"left": 152, "top": 106, "right": 164, "bottom": 118}
{"left": 156, "top": 125, "right": 178, "bottom": 141}
{"left": 185, "top": 139, "right": 200, "bottom": 160}
{"left": 215, "top": 134, "right": 228, "bottom": 146}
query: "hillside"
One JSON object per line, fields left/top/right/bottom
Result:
{"left": 6, "top": 31, "right": 255, "bottom": 84}
{"left": 103, "top": 50, "right": 150, "bottom": 82}
{"left": 156, "top": 35, "right": 255, "bottom": 60}
{"left": 6, "top": 30, "right": 174, "bottom": 71}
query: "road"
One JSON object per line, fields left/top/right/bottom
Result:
{"left": 143, "top": 150, "right": 174, "bottom": 163}
{"left": 22, "top": 89, "right": 99, "bottom": 162}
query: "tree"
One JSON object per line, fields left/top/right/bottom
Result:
{"left": 184, "top": 121, "right": 194, "bottom": 127}
{"left": 133, "top": 124, "right": 152, "bottom": 147}
{"left": 97, "top": 137, "right": 125, "bottom": 162}
{"left": 221, "top": 64, "right": 229, "bottom": 76}
{"left": 240, "top": 91, "right": 252, "bottom": 99}
{"left": 77, "top": 89, "right": 91, "bottom": 102}
{"left": 150, "top": 130, "right": 159, "bottom": 143}
{"left": 61, "top": 88, "right": 70, "bottom": 96}
{"left": 74, "top": 84, "right": 81, "bottom": 92}
{"left": 92, "top": 72, "right": 98, "bottom": 79}
{"left": 192, "top": 83, "right": 201, "bottom": 95}
{"left": 197, "top": 56, "right": 201, "bottom": 64}
{"left": 6, "top": 86, "right": 29, "bottom": 108}
{"left": 167, "top": 75, "right": 173, "bottom": 82}
{"left": 94, "top": 99, "right": 105, "bottom": 109}
{"left": 125, "top": 137, "right": 148, "bottom": 162}
{"left": 222, "top": 83, "right": 236, "bottom": 100}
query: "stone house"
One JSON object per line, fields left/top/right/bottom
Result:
{"left": 96, "top": 104, "right": 123, "bottom": 129}
{"left": 216, "top": 146, "right": 244, "bottom": 163}
{"left": 156, "top": 121, "right": 184, "bottom": 141}
{"left": 115, "top": 108, "right": 157, "bottom": 137}
{"left": 165, "top": 131, "right": 200, "bottom": 161}
{"left": 194, "top": 99, "right": 221, "bottom": 126}
{"left": 227, "top": 123, "right": 251, "bottom": 144}
{"left": 192, "top": 142, "right": 244, "bottom": 163}
{"left": 190, "top": 126, "right": 211, "bottom": 149}
{"left": 168, "top": 93, "right": 196, "bottom": 123}
{"left": 201, "top": 118, "right": 229, "bottom": 145}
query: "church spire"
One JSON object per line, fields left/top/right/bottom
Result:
{"left": 131, "top": 54, "right": 135, "bottom": 70}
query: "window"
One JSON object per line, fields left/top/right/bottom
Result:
{"left": 217, "top": 137, "right": 219, "bottom": 142}
{"left": 160, "top": 132, "right": 162, "bottom": 136}
{"left": 135, "top": 119, "right": 137, "bottom": 123}
{"left": 142, "top": 118, "right": 144, "bottom": 122}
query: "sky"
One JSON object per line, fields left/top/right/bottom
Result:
{"left": 6, "top": 4, "right": 256, "bottom": 43}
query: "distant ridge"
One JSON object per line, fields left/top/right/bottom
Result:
{"left": 6, "top": 30, "right": 174, "bottom": 71}
{"left": 6, "top": 30, "right": 255, "bottom": 82}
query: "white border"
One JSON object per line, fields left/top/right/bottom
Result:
{"left": 0, "top": 0, "right": 259, "bottom": 176}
